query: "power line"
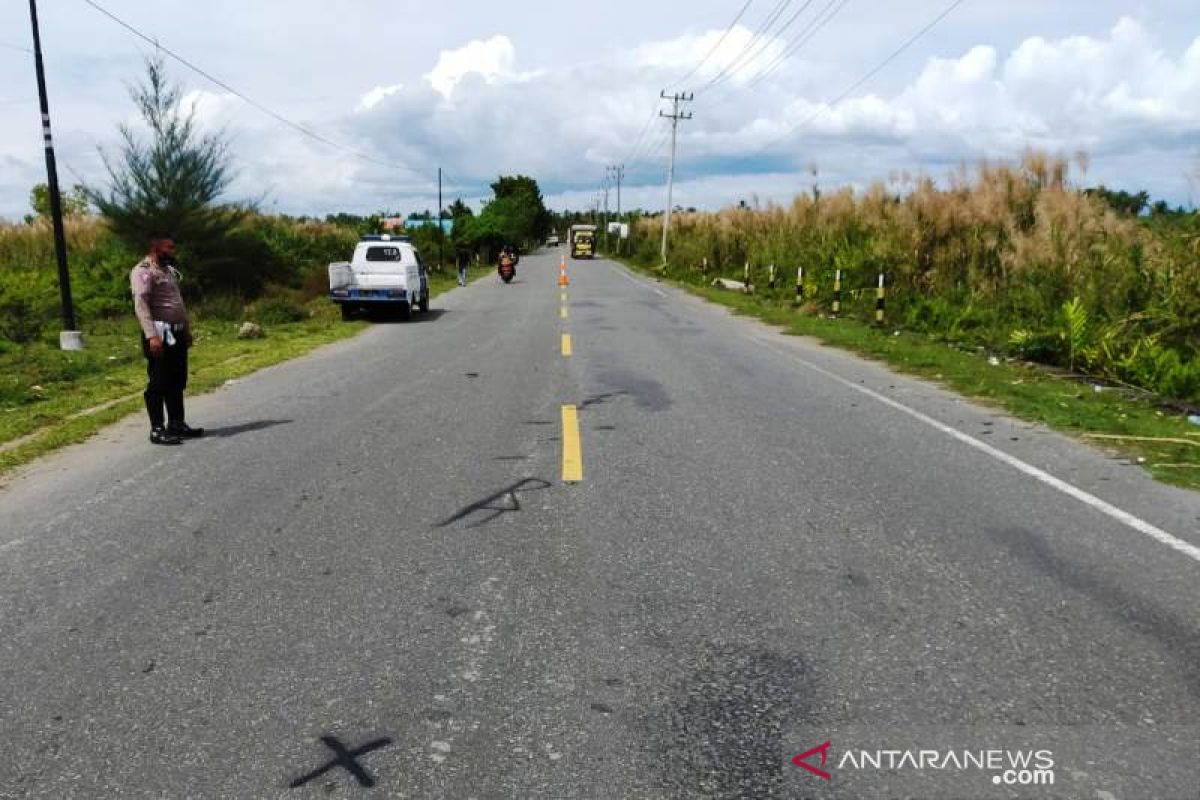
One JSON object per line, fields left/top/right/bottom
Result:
{"left": 80, "top": 0, "right": 434, "bottom": 182}
{"left": 743, "top": 0, "right": 851, "bottom": 89}
{"left": 620, "top": 106, "right": 661, "bottom": 167}
{"left": 749, "top": 0, "right": 967, "bottom": 157}
{"left": 711, "top": 0, "right": 817, "bottom": 89}
{"left": 700, "top": 0, "right": 791, "bottom": 91}
{"left": 705, "top": 0, "right": 848, "bottom": 107}
{"left": 621, "top": 2, "right": 757, "bottom": 181}
{"left": 704, "top": 0, "right": 833, "bottom": 104}
{"left": 668, "top": 0, "right": 755, "bottom": 88}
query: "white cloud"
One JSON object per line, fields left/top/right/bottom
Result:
{"left": 3, "top": 7, "right": 1199, "bottom": 221}
{"left": 358, "top": 84, "right": 404, "bottom": 112}
{"left": 425, "top": 35, "right": 519, "bottom": 99}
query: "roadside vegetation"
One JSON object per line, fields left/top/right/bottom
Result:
{"left": 607, "top": 153, "right": 1200, "bottom": 487}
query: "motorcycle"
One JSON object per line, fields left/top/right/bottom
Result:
{"left": 497, "top": 254, "right": 515, "bottom": 283}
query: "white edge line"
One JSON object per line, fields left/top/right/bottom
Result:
{"left": 756, "top": 340, "right": 1200, "bottom": 564}
{"left": 608, "top": 260, "right": 667, "bottom": 297}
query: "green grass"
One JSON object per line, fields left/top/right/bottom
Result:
{"left": 618, "top": 257, "right": 1200, "bottom": 491}
{"left": 0, "top": 266, "right": 487, "bottom": 476}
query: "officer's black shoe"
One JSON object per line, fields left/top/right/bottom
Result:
{"left": 167, "top": 422, "right": 205, "bottom": 438}
{"left": 150, "top": 427, "right": 183, "bottom": 445}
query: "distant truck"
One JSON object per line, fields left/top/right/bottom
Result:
{"left": 328, "top": 235, "right": 430, "bottom": 320}
{"left": 569, "top": 224, "right": 596, "bottom": 259}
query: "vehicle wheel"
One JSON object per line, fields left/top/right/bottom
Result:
{"left": 418, "top": 290, "right": 429, "bottom": 312}
{"left": 339, "top": 304, "right": 354, "bottom": 321}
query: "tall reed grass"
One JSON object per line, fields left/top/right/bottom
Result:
{"left": 628, "top": 152, "right": 1200, "bottom": 401}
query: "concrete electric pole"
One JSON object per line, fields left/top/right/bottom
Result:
{"left": 610, "top": 164, "right": 624, "bottom": 254}
{"left": 28, "top": 0, "right": 82, "bottom": 350}
{"left": 659, "top": 91, "right": 692, "bottom": 265}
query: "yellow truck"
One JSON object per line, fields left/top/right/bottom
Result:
{"left": 569, "top": 224, "right": 597, "bottom": 259}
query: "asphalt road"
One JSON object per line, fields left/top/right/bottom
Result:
{"left": 1, "top": 251, "right": 1197, "bottom": 799}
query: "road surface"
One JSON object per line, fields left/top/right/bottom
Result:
{"left": 1, "top": 251, "right": 1197, "bottom": 798}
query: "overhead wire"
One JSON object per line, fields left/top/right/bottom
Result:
{"left": 743, "top": 0, "right": 852, "bottom": 89}
{"left": 709, "top": 0, "right": 816, "bottom": 90}
{"left": 699, "top": 0, "right": 791, "bottom": 91}
{"left": 703, "top": 0, "right": 835, "bottom": 104}
{"left": 748, "top": 0, "right": 967, "bottom": 158}
{"left": 80, "top": 0, "right": 435, "bottom": 183}
{"left": 667, "top": 0, "right": 755, "bottom": 89}
{"left": 619, "top": 106, "right": 661, "bottom": 167}
{"left": 620, "top": 0, "right": 759, "bottom": 187}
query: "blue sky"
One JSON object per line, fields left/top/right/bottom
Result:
{"left": 1, "top": 1, "right": 1198, "bottom": 220}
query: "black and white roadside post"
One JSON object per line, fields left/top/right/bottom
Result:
{"left": 28, "top": 0, "right": 82, "bottom": 350}
{"left": 795, "top": 266, "right": 804, "bottom": 305}
{"left": 832, "top": 269, "right": 842, "bottom": 317}
{"left": 875, "top": 272, "right": 886, "bottom": 325}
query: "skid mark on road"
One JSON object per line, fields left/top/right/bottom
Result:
{"left": 657, "top": 643, "right": 812, "bottom": 798}
{"left": 435, "top": 478, "right": 552, "bottom": 529}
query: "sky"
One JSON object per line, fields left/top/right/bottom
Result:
{"left": 1, "top": 1, "right": 1198, "bottom": 221}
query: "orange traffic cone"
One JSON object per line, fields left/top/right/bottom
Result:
{"left": 558, "top": 258, "right": 569, "bottom": 287}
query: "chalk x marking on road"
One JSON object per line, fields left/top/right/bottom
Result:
{"left": 757, "top": 340, "right": 1200, "bottom": 563}
{"left": 608, "top": 262, "right": 667, "bottom": 297}
{"left": 561, "top": 405, "right": 583, "bottom": 483}
{"left": 561, "top": 333, "right": 572, "bottom": 357}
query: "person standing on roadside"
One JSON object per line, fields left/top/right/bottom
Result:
{"left": 131, "top": 237, "right": 204, "bottom": 445}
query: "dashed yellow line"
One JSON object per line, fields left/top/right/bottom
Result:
{"left": 561, "top": 333, "right": 572, "bottom": 357}
{"left": 560, "top": 306, "right": 568, "bottom": 319}
{"left": 561, "top": 404, "right": 582, "bottom": 482}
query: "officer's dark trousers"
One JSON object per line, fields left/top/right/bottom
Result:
{"left": 141, "top": 336, "right": 189, "bottom": 429}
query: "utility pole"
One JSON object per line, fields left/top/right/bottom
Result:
{"left": 610, "top": 163, "right": 624, "bottom": 254}
{"left": 602, "top": 167, "right": 612, "bottom": 253}
{"left": 659, "top": 91, "right": 692, "bottom": 264}
{"left": 437, "top": 166, "right": 443, "bottom": 271}
{"left": 28, "top": 0, "right": 82, "bottom": 350}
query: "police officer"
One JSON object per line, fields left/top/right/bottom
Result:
{"left": 131, "top": 237, "right": 204, "bottom": 445}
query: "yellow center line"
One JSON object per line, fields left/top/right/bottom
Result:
{"left": 560, "top": 306, "right": 568, "bottom": 319}
{"left": 561, "top": 404, "right": 583, "bottom": 482}
{"left": 561, "top": 333, "right": 572, "bottom": 357}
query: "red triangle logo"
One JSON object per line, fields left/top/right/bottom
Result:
{"left": 792, "top": 741, "right": 833, "bottom": 781}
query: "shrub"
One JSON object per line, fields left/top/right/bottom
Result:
{"left": 194, "top": 293, "right": 244, "bottom": 322}
{"left": 0, "top": 296, "right": 49, "bottom": 344}
{"left": 248, "top": 294, "right": 309, "bottom": 325}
